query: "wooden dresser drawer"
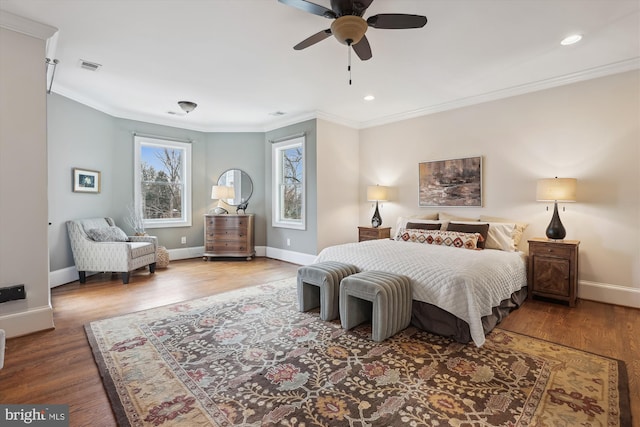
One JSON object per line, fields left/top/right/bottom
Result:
{"left": 204, "top": 214, "right": 255, "bottom": 260}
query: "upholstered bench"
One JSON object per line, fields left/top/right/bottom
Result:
{"left": 297, "top": 261, "right": 359, "bottom": 321}
{"left": 340, "top": 270, "right": 412, "bottom": 342}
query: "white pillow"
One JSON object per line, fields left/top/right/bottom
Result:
{"left": 394, "top": 217, "right": 447, "bottom": 240}
{"left": 485, "top": 223, "right": 517, "bottom": 251}
{"left": 445, "top": 221, "right": 516, "bottom": 251}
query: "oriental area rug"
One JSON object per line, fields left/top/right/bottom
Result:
{"left": 85, "top": 278, "right": 631, "bottom": 426}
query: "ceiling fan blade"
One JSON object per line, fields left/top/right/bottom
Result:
{"left": 330, "top": 0, "right": 374, "bottom": 17}
{"left": 293, "top": 29, "right": 333, "bottom": 50}
{"left": 278, "top": 0, "right": 337, "bottom": 19}
{"left": 352, "top": 35, "right": 372, "bottom": 61}
{"left": 367, "top": 13, "right": 427, "bottom": 29}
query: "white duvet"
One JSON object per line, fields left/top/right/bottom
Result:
{"left": 315, "top": 239, "right": 527, "bottom": 346}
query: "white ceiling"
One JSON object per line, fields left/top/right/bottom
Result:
{"left": 1, "top": 0, "right": 639, "bottom": 132}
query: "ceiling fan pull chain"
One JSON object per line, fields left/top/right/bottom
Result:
{"left": 348, "top": 45, "right": 352, "bottom": 85}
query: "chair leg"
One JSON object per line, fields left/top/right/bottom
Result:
{"left": 79, "top": 271, "right": 86, "bottom": 284}
{"left": 121, "top": 272, "right": 130, "bottom": 284}
{"left": 149, "top": 263, "right": 156, "bottom": 274}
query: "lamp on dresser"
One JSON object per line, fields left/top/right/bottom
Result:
{"left": 210, "top": 185, "right": 235, "bottom": 214}
{"left": 366, "top": 185, "right": 389, "bottom": 228}
{"left": 536, "top": 177, "right": 577, "bottom": 240}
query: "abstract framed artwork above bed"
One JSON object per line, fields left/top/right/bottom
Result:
{"left": 418, "top": 156, "right": 482, "bottom": 207}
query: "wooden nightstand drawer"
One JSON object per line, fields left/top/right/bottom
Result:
{"left": 529, "top": 242, "right": 572, "bottom": 258}
{"left": 358, "top": 226, "right": 391, "bottom": 242}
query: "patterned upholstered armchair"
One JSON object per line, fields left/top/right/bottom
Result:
{"left": 66, "top": 217, "right": 157, "bottom": 284}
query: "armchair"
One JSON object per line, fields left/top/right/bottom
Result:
{"left": 66, "top": 217, "right": 157, "bottom": 284}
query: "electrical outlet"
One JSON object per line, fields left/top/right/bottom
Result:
{"left": 0, "top": 284, "right": 26, "bottom": 304}
{"left": 181, "top": 236, "right": 187, "bottom": 244}
{"left": 286, "top": 238, "right": 291, "bottom": 246}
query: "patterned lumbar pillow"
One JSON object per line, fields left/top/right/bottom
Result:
{"left": 396, "top": 228, "right": 480, "bottom": 250}
{"left": 86, "top": 226, "right": 129, "bottom": 242}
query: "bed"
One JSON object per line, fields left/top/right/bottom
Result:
{"left": 315, "top": 229, "right": 528, "bottom": 347}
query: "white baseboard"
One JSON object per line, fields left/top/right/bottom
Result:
{"left": 167, "top": 246, "right": 205, "bottom": 261}
{"left": 579, "top": 280, "right": 640, "bottom": 308}
{"left": 265, "top": 247, "right": 315, "bottom": 265}
{"left": 49, "top": 266, "right": 79, "bottom": 288}
{"left": 0, "top": 306, "right": 55, "bottom": 338}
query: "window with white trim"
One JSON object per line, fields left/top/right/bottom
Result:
{"left": 134, "top": 135, "right": 192, "bottom": 228}
{"left": 272, "top": 135, "right": 305, "bottom": 229}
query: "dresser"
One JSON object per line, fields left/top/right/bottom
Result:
{"left": 358, "top": 226, "right": 391, "bottom": 242}
{"left": 528, "top": 238, "right": 579, "bottom": 307}
{"left": 204, "top": 214, "right": 255, "bottom": 260}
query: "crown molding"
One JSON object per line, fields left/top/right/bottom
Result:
{"left": 0, "top": 10, "right": 57, "bottom": 40}
{"left": 359, "top": 58, "right": 640, "bottom": 129}
{"left": 52, "top": 57, "right": 639, "bottom": 134}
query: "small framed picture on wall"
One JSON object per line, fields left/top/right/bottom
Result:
{"left": 73, "top": 168, "right": 101, "bottom": 193}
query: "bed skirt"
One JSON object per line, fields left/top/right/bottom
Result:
{"left": 411, "top": 287, "right": 528, "bottom": 344}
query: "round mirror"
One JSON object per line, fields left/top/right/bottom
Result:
{"left": 217, "top": 169, "right": 253, "bottom": 206}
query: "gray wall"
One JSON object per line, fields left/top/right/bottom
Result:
{"left": 265, "top": 120, "right": 318, "bottom": 256}
{"left": 206, "top": 132, "right": 266, "bottom": 244}
{"left": 47, "top": 94, "right": 273, "bottom": 271}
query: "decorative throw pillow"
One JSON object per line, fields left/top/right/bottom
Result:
{"left": 446, "top": 222, "right": 490, "bottom": 249}
{"left": 396, "top": 228, "right": 480, "bottom": 250}
{"left": 394, "top": 217, "right": 446, "bottom": 240}
{"left": 86, "top": 226, "right": 129, "bottom": 242}
{"left": 406, "top": 221, "right": 442, "bottom": 231}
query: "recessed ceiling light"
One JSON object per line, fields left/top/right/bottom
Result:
{"left": 560, "top": 34, "right": 582, "bottom": 46}
{"left": 364, "top": 95, "right": 375, "bottom": 101}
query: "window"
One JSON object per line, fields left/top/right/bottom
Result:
{"left": 272, "top": 135, "right": 305, "bottom": 229}
{"left": 134, "top": 135, "right": 192, "bottom": 228}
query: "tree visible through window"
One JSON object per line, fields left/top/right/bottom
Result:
{"left": 134, "top": 136, "right": 192, "bottom": 228}
{"left": 272, "top": 136, "right": 305, "bottom": 229}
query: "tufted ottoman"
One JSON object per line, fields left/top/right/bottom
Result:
{"left": 297, "top": 261, "right": 359, "bottom": 321}
{"left": 340, "top": 271, "right": 412, "bottom": 342}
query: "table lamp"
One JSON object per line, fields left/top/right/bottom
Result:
{"left": 536, "top": 177, "right": 577, "bottom": 240}
{"left": 366, "top": 185, "right": 389, "bottom": 228}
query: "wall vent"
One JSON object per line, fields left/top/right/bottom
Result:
{"left": 79, "top": 59, "right": 101, "bottom": 71}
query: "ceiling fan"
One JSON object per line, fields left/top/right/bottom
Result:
{"left": 278, "top": 0, "right": 428, "bottom": 61}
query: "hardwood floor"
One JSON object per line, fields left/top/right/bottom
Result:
{"left": 1, "top": 258, "right": 637, "bottom": 426}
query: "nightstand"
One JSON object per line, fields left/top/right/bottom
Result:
{"left": 528, "top": 238, "right": 580, "bottom": 307}
{"left": 358, "top": 226, "right": 391, "bottom": 242}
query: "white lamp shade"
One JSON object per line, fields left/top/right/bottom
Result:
{"left": 536, "top": 178, "right": 577, "bottom": 202}
{"left": 367, "top": 185, "right": 389, "bottom": 201}
{"left": 211, "top": 185, "right": 234, "bottom": 200}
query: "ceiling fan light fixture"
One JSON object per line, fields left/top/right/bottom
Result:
{"left": 178, "top": 100, "right": 197, "bottom": 113}
{"left": 330, "top": 15, "right": 368, "bottom": 45}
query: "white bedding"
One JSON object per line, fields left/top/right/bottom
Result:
{"left": 315, "top": 239, "right": 527, "bottom": 346}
